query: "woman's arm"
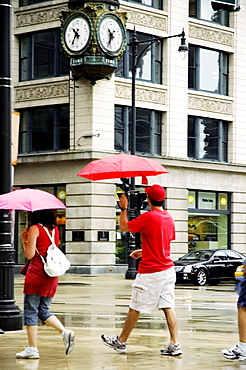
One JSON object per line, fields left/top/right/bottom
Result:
{"left": 21, "top": 225, "right": 39, "bottom": 260}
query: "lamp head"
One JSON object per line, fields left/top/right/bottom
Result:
{"left": 178, "top": 29, "right": 188, "bottom": 60}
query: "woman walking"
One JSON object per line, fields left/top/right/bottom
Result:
{"left": 16, "top": 209, "right": 75, "bottom": 359}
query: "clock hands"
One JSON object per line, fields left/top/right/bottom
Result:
{"left": 71, "top": 28, "right": 80, "bottom": 46}
{"left": 107, "top": 28, "right": 115, "bottom": 46}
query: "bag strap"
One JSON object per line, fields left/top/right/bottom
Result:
{"left": 36, "top": 224, "right": 56, "bottom": 265}
{"left": 41, "top": 225, "right": 55, "bottom": 246}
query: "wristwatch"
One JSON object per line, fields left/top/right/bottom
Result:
{"left": 120, "top": 208, "right": 127, "bottom": 211}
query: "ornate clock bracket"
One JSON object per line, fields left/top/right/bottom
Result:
{"left": 60, "top": 0, "right": 127, "bottom": 85}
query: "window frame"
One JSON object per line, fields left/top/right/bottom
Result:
{"left": 19, "top": 105, "right": 70, "bottom": 154}
{"left": 122, "top": 0, "right": 163, "bottom": 10}
{"left": 188, "top": 116, "right": 228, "bottom": 162}
{"left": 19, "top": 29, "right": 69, "bottom": 82}
{"left": 115, "top": 105, "right": 162, "bottom": 156}
{"left": 116, "top": 31, "right": 162, "bottom": 85}
{"left": 189, "top": 0, "right": 229, "bottom": 26}
{"left": 188, "top": 45, "right": 229, "bottom": 95}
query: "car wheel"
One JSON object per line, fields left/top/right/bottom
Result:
{"left": 194, "top": 269, "right": 208, "bottom": 286}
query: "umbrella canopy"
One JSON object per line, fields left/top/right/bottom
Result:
{"left": 0, "top": 188, "right": 66, "bottom": 211}
{"left": 77, "top": 153, "right": 169, "bottom": 184}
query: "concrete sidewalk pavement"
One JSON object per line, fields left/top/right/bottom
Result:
{"left": 0, "top": 274, "right": 243, "bottom": 369}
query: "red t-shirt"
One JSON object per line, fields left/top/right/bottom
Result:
{"left": 127, "top": 209, "right": 175, "bottom": 274}
{"left": 24, "top": 224, "right": 60, "bottom": 297}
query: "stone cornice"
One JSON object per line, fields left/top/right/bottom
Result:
{"left": 189, "top": 20, "right": 234, "bottom": 48}
{"left": 15, "top": 80, "right": 69, "bottom": 103}
{"left": 120, "top": 3, "right": 167, "bottom": 33}
{"left": 15, "top": 4, "right": 68, "bottom": 30}
{"left": 188, "top": 92, "right": 233, "bottom": 116}
{"left": 115, "top": 80, "right": 166, "bottom": 106}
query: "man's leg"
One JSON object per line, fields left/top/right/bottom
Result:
{"left": 162, "top": 307, "right": 178, "bottom": 345}
{"left": 101, "top": 308, "right": 139, "bottom": 353}
{"left": 238, "top": 306, "right": 246, "bottom": 342}
{"left": 119, "top": 308, "right": 140, "bottom": 343}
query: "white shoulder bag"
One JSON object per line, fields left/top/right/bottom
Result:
{"left": 36, "top": 225, "right": 70, "bottom": 277}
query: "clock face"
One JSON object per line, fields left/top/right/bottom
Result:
{"left": 97, "top": 14, "right": 125, "bottom": 56}
{"left": 64, "top": 15, "right": 91, "bottom": 54}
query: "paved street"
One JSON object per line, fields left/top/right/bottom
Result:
{"left": 0, "top": 274, "right": 244, "bottom": 370}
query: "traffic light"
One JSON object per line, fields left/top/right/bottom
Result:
{"left": 137, "top": 192, "right": 148, "bottom": 212}
{"left": 211, "top": 0, "right": 240, "bottom": 11}
{"left": 119, "top": 178, "right": 130, "bottom": 193}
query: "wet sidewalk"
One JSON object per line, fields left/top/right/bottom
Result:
{"left": 0, "top": 274, "right": 244, "bottom": 370}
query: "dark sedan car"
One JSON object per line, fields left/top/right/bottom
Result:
{"left": 174, "top": 249, "right": 245, "bottom": 286}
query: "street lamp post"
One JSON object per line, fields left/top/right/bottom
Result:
{"left": 125, "top": 28, "right": 188, "bottom": 280}
{"left": 0, "top": 0, "right": 22, "bottom": 331}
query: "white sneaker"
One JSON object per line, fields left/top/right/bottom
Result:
{"left": 101, "top": 334, "right": 127, "bottom": 353}
{"left": 160, "top": 343, "right": 183, "bottom": 356}
{"left": 62, "top": 329, "right": 75, "bottom": 355}
{"left": 221, "top": 343, "right": 246, "bottom": 361}
{"left": 16, "top": 347, "right": 40, "bottom": 359}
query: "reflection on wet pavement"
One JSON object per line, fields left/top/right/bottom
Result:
{"left": 0, "top": 274, "right": 245, "bottom": 369}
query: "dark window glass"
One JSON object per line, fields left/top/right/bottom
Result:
{"left": 116, "top": 31, "right": 162, "bottom": 84}
{"left": 20, "top": 29, "right": 69, "bottom": 81}
{"left": 122, "top": 0, "right": 162, "bottom": 9}
{"left": 188, "top": 116, "right": 228, "bottom": 162}
{"left": 188, "top": 45, "right": 228, "bottom": 95}
{"left": 189, "top": 0, "right": 229, "bottom": 26}
{"left": 34, "top": 32, "right": 55, "bottom": 79}
{"left": 20, "top": 0, "right": 51, "bottom": 6}
{"left": 115, "top": 106, "right": 161, "bottom": 155}
{"left": 19, "top": 105, "right": 69, "bottom": 154}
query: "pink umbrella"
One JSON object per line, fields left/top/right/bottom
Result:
{"left": 77, "top": 153, "right": 169, "bottom": 184}
{"left": 0, "top": 188, "right": 66, "bottom": 211}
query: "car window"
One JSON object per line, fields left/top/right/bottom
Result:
{"left": 213, "top": 251, "right": 227, "bottom": 260}
{"left": 181, "top": 250, "right": 213, "bottom": 261}
{"left": 226, "top": 250, "right": 242, "bottom": 260}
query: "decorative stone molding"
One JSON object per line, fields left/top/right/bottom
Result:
{"left": 188, "top": 93, "right": 233, "bottom": 116}
{"left": 16, "top": 5, "right": 68, "bottom": 28}
{"left": 15, "top": 81, "right": 69, "bottom": 103}
{"left": 120, "top": 4, "right": 167, "bottom": 32}
{"left": 189, "top": 22, "right": 233, "bottom": 48}
{"left": 115, "top": 81, "right": 166, "bottom": 105}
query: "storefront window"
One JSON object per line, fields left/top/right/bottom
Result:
{"left": 188, "top": 190, "right": 230, "bottom": 252}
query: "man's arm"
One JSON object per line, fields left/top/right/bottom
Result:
{"left": 119, "top": 194, "right": 130, "bottom": 232}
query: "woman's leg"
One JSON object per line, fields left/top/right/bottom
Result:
{"left": 45, "top": 315, "right": 65, "bottom": 333}
{"left": 26, "top": 325, "right": 38, "bottom": 347}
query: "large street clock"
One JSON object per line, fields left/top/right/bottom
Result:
{"left": 60, "top": 1, "right": 127, "bottom": 85}
{"left": 97, "top": 13, "right": 125, "bottom": 57}
{"left": 62, "top": 13, "right": 92, "bottom": 56}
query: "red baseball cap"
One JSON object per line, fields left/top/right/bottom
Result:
{"left": 145, "top": 184, "right": 166, "bottom": 202}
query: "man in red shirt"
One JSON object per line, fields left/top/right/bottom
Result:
{"left": 101, "top": 184, "right": 182, "bottom": 356}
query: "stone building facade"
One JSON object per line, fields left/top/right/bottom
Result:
{"left": 12, "top": 0, "right": 246, "bottom": 273}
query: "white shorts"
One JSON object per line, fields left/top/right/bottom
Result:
{"left": 129, "top": 267, "right": 176, "bottom": 314}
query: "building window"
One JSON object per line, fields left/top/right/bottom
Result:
{"left": 116, "top": 31, "right": 162, "bottom": 84}
{"left": 189, "top": 0, "right": 229, "bottom": 26}
{"left": 188, "top": 116, "right": 228, "bottom": 162}
{"left": 188, "top": 45, "right": 228, "bottom": 95}
{"left": 20, "top": 29, "right": 69, "bottom": 81}
{"left": 115, "top": 106, "right": 162, "bottom": 155}
{"left": 19, "top": 105, "right": 69, "bottom": 154}
{"left": 123, "top": 0, "right": 162, "bottom": 9}
{"left": 20, "top": 0, "right": 52, "bottom": 5}
{"left": 188, "top": 190, "right": 231, "bottom": 252}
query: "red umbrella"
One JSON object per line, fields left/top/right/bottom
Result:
{"left": 77, "top": 153, "right": 168, "bottom": 184}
